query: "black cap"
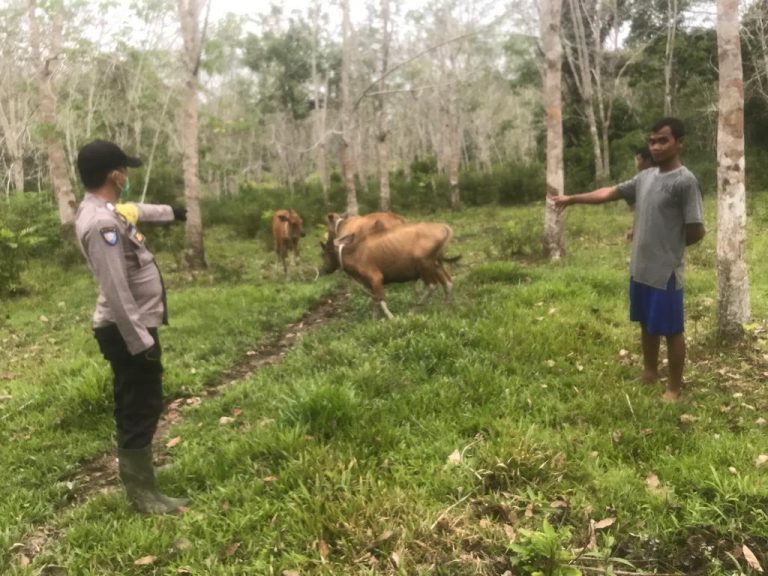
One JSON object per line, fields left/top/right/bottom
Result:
{"left": 77, "top": 140, "right": 142, "bottom": 188}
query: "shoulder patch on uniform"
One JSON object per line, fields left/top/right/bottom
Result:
{"left": 100, "top": 227, "right": 119, "bottom": 246}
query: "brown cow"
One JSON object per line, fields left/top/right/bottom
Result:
{"left": 272, "top": 209, "right": 306, "bottom": 275}
{"left": 320, "top": 222, "right": 455, "bottom": 318}
{"left": 326, "top": 211, "right": 406, "bottom": 243}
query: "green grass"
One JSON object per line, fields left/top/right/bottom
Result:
{"left": 2, "top": 198, "right": 767, "bottom": 575}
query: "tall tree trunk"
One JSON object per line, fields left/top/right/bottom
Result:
{"left": 310, "top": 3, "right": 329, "bottom": 206}
{"left": 542, "top": 0, "right": 566, "bottom": 260}
{"left": 0, "top": 99, "right": 25, "bottom": 192}
{"left": 177, "top": 0, "right": 209, "bottom": 269}
{"left": 664, "top": 0, "right": 678, "bottom": 115}
{"left": 565, "top": 0, "right": 607, "bottom": 184}
{"left": 28, "top": 0, "right": 77, "bottom": 237}
{"left": 376, "top": 0, "right": 392, "bottom": 211}
{"left": 340, "top": 0, "right": 358, "bottom": 216}
{"left": 716, "top": 0, "right": 750, "bottom": 338}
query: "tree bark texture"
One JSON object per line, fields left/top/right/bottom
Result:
{"left": 565, "top": 0, "right": 607, "bottom": 184}
{"left": 376, "top": 0, "right": 392, "bottom": 211}
{"left": 28, "top": 0, "right": 77, "bottom": 236}
{"left": 716, "top": 0, "right": 750, "bottom": 337}
{"left": 340, "top": 0, "right": 359, "bottom": 216}
{"left": 542, "top": 0, "right": 566, "bottom": 260}
{"left": 177, "top": 0, "right": 208, "bottom": 269}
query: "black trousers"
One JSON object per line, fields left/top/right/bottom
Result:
{"left": 93, "top": 324, "right": 164, "bottom": 450}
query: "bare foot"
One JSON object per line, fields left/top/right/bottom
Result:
{"left": 661, "top": 388, "right": 682, "bottom": 402}
{"left": 639, "top": 370, "right": 659, "bottom": 385}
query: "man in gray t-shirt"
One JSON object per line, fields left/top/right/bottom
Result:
{"left": 551, "top": 118, "right": 705, "bottom": 402}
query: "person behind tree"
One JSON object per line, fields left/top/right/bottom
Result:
{"left": 74, "top": 139, "right": 189, "bottom": 513}
{"left": 550, "top": 118, "right": 706, "bottom": 401}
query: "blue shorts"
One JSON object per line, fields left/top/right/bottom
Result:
{"left": 629, "top": 276, "right": 684, "bottom": 336}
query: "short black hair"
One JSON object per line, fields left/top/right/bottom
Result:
{"left": 651, "top": 117, "right": 686, "bottom": 140}
{"left": 634, "top": 145, "right": 652, "bottom": 161}
{"left": 77, "top": 140, "right": 141, "bottom": 189}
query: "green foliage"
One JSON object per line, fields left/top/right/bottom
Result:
{"left": 509, "top": 520, "right": 582, "bottom": 576}
{"left": 0, "top": 194, "right": 62, "bottom": 295}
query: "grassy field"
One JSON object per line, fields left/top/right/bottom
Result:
{"left": 1, "top": 198, "right": 766, "bottom": 575}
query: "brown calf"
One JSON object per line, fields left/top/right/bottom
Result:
{"left": 272, "top": 209, "right": 306, "bottom": 275}
{"left": 320, "top": 222, "right": 455, "bottom": 318}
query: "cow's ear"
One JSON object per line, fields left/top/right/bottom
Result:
{"left": 279, "top": 214, "right": 289, "bottom": 222}
{"left": 327, "top": 213, "right": 336, "bottom": 223}
{"left": 335, "top": 233, "right": 355, "bottom": 246}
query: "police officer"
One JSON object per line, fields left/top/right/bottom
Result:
{"left": 75, "top": 139, "right": 188, "bottom": 514}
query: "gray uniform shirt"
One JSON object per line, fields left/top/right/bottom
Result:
{"left": 75, "top": 194, "right": 174, "bottom": 355}
{"left": 617, "top": 166, "right": 704, "bottom": 290}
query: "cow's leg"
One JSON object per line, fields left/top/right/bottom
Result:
{"left": 369, "top": 273, "right": 393, "bottom": 319}
{"left": 417, "top": 283, "right": 438, "bottom": 306}
{"left": 436, "top": 264, "right": 453, "bottom": 301}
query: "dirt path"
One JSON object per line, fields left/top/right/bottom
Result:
{"left": 6, "top": 288, "right": 350, "bottom": 571}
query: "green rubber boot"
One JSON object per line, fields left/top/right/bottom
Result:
{"left": 118, "top": 446, "right": 189, "bottom": 514}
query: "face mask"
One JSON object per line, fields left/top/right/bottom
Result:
{"left": 116, "top": 175, "right": 131, "bottom": 200}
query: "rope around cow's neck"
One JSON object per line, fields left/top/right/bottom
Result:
{"left": 337, "top": 243, "right": 345, "bottom": 271}
{"left": 334, "top": 216, "right": 344, "bottom": 234}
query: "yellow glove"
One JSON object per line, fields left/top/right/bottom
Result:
{"left": 115, "top": 202, "right": 139, "bottom": 226}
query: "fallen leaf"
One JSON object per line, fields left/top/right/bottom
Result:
{"left": 319, "top": 539, "right": 330, "bottom": 560}
{"left": 550, "top": 500, "right": 569, "bottom": 509}
{"left": 39, "top": 315, "right": 49, "bottom": 323}
{"left": 166, "top": 436, "right": 182, "bottom": 448}
{"left": 283, "top": 571, "right": 300, "bottom": 576}
{"left": 611, "top": 430, "right": 622, "bottom": 443}
{"left": 728, "top": 466, "right": 738, "bottom": 475}
{"left": 263, "top": 476, "right": 277, "bottom": 482}
{"left": 756, "top": 418, "right": 767, "bottom": 427}
{"left": 525, "top": 502, "right": 534, "bottom": 518}
{"left": 545, "top": 359, "right": 555, "bottom": 368}
{"left": 224, "top": 542, "right": 241, "bottom": 557}
{"left": 174, "top": 538, "right": 192, "bottom": 551}
{"left": 19, "top": 554, "right": 30, "bottom": 568}
{"left": 133, "top": 555, "right": 157, "bottom": 566}
{"left": 233, "top": 408, "right": 243, "bottom": 417}
{"left": 0, "top": 394, "right": 12, "bottom": 402}
{"left": 245, "top": 350, "right": 257, "bottom": 356}
{"left": 219, "top": 416, "right": 235, "bottom": 426}
{"left": 390, "top": 551, "right": 401, "bottom": 568}
{"left": 177, "top": 567, "right": 193, "bottom": 575}
{"left": 593, "top": 517, "right": 616, "bottom": 530}
{"left": 618, "top": 349, "right": 629, "bottom": 358}
{"left": 0, "top": 372, "right": 16, "bottom": 381}
{"left": 743, "top": 544, "right": 764, "bottom": 573}
{"left": 190, "top": 368, "right": 197, "bottom": 374}
{"left": 503, "top": 524, "right": 516, "bottom": 541}
{"left": 479, "top": 518, "right": 491, "bottom": 529}
{"left": 447, "top": 449, "right": 462, "bottom": 465}
{"left": 576, "top": 363, "right": 584, "bottom": 372}
{"left": 679, "top": 414, "right": 698, "bottom": 423}
{"left": 756, "top": 454, "right": 768, "bottom": 467}
{"left": 640, "top": 428, "right": 653, "bottom": 437}
{"left": 645, "top": 473, "right": 660, "bottom": 489}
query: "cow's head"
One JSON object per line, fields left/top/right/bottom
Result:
{"left": 326, "top": 212, "right": 345, "bottom": 239}
{"left": 280, "top": 210, "right": 306, "bottom": 240}
{"left": 319, "top": 236, "right": 339, "bottom": 274}
{"left": 318, "top": 233, "right": 355, "bottom": 275}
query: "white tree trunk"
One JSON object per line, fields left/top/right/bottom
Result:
{"left": 542, "top": 0, "right": 566, "bottom": 260}
{"left": 177, "top": 0, "right": 208, "bottom": 269}
{"left": 716, "top": 0, "right": 750, "bottom": 337}
{"left": 376, "top": 0, "right": 392, "bottom": 211}
{"left": 340, "top": 0, "right": 358, "bottom": 216}
{"left": 664, "top": 0, "right": 678, "bottom": 115}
